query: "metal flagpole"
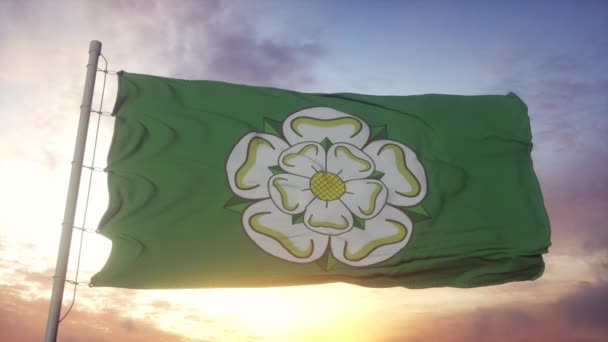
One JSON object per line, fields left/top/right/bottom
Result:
{"left": 44, "top": 40, "right": 102, "bottom": 342}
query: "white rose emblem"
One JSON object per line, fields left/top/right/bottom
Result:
{"left": 226, "top": 107, "right": 427, "bottom": 267}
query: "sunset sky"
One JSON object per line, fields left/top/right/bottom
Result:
{"left": 1, "top": 0, "right": 607, "bottom": 341}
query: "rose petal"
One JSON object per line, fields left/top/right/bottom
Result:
{"left": 282, "top": 107, "right": 370, "bottom": 148}
{"left": 304, "top": 198, "right": 354, "bottom": 236}
{"left": 331, "top": 205, "right": 412, "bottom": 266}
{"left": 226, "top": 133, "right": 289, "bottom": 199}
{"left": 278, "top": 142, "right": 325, "bottom": 178}
{"left": 269, "top": 174, "right": 315, "bottom": 215}
{"left": 326, "top": 143, "right": 375, "bottom": 181}
{"left": 363, "top": 140, "right": 427, "bottom": 207}
{"left": 243, "top": 199, "right": 328, "bottom": 263}
{"left": 341, "top": 179, "right": 387, "bottom": 219}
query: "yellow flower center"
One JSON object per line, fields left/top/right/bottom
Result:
{"left": 310, "top": 171, "right": 345, "bottom": 201}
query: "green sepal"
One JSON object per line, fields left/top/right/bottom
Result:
{"left": 268, "top": 165, "right": 284, "bottom": 175}
{"left": 367, "top": 170, "right": 385, "bottom": 180}
{"left": 397, "top": 204, "right": 432, "bottom": 223}
{"left": 224, "top": 195, "right": 256, "bottom": 214}
{"left": 263, "top": 118, "right": 283, "bottom": 137}
{"left": 353, "top": 215, "right": 366, "bottom": 230}
{"left": 320, "top": 137, "right": 333, "bottom": 150}
{"left": 292, "top": 212, "right": 305, "bottom": 225}
{"left": 316, "top": 248, "right": 338, "bottom": 271}
{"left": 370, "top": 125, "right": 388, "bottom": 141}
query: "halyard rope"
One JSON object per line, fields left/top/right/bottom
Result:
{"left": 59, "top": 53, "right": 114, "bottom": 323}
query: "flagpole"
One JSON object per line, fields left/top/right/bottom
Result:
{"left": 44, "top": 40, "right": 102, "bottom": 342}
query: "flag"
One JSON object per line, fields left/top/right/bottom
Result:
{"left": 91, "top": 71, "right": 550, "bottom": 289}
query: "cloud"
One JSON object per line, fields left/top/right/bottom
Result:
{"left": 0, "top": 287, "right": 200, "bottom": 342}
{"left": 202, "top": 29, "right": 323, "bottom": 87}
{"left": 382, "top": 281, "right": 608, "bottom": 342}
{"left": 469, "top": 308, "right": 542, "bottom": 341}
{"left": 21, "top": 268, "right": 54, "bottom": 288}
{"left": 129, "top": 1, "right": 326, "bottom": 87}
{"left": 537, "top": 152, "right": 608, "bottom": 255}
{"left": 557, "top": 281, "right": 608, "bottom": 332}
{"left": 67, "top": 0, "right": 324, "bottom": 88}
{"left": 538, "top": 55, "right": 588, "bottom": 74}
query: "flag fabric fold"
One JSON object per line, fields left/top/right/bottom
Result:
{"left": 91, "top": 71, "right": 550, "bottom": 289}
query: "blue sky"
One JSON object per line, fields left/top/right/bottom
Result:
{"left": 0, "top": 0, "right": 607, "bottom": 341}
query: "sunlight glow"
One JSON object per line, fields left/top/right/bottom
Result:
{"left": 137, "top": 284, "right": 386, "bottom": 341}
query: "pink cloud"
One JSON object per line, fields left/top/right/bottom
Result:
{"left": 383, "top": 281, "right": 608, "bottom": 342}
{"left": 0, "top": 287, "right": 197, "bottom": 342}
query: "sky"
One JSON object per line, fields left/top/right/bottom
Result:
{"left": 0, "top": 0, "right": 607, "bottom": 341}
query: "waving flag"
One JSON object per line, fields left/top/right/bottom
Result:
{"left": 91, "top": 72, "right": 550, "bottom": 289}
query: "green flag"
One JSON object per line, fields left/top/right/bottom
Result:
{"left": 91, "top": 71, "right": 550, "bottom": 289}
